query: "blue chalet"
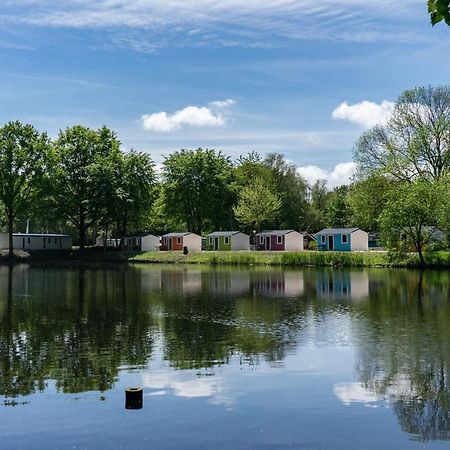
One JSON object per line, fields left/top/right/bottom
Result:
{"left": 316, "top": 228, "right": 369, "bottom": 252}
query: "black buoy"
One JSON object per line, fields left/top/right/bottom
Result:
{"left": 125, "top": 387, "right": 143, "bottom": 409}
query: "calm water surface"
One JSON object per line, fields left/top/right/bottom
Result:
{"left": 1, "top": 264, "right": 450, "bottom": 449}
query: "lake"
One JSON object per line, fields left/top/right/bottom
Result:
{"left": 1, "top": 264, "right": 450, "bottom": 449}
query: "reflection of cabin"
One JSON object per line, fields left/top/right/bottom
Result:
{"left": 161, "top": 232, "right": 202, "bottom": 252}
{"left": 316, "top": 271, "right": 369, "bottom": 301}
{"left": 251, "top": 270, "right": 304, "bottom": 297}
{"left": 122, "top": 233, "right": 160, "bottom": 251}
{"left": 316, "top": 228, "right": 368, "bottom": 252}
{"left": 205, "top": 270, "right": 250, "bottom": 296}
{"left": 206, "top": 231, "right": 250, "bottom": 251}
{"left": 160, "top": 268, "right": 203, "bottom": 295}
{"left": 0, "top": 233, "right": 72, "bottom": 250}
{"left": 256, "top": 230, "right": 304, "bottom": 251}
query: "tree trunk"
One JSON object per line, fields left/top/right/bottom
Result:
{"left": 7, "top": 212, "right": 13, "bottom": 259}
{"left": 79, "top": 212, "right": 86, "bottom": 250}
{"left": 417, "top": 242, "right": 425, "bottom": 266}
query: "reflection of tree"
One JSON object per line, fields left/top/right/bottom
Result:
{"left": 0, "top": 265, "right": 156, "bottom": 398}
{"left": 353, "top": 269, "right": 450, "bottom": 441}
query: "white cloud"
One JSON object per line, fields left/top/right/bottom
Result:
{"left": 141, "top": 105, "right": 226, "bottom": 132}
{"left": 297, "top": 162, "right": 356, "bottom": 188}
{"left": 209, "top": 99, "right": 236, "bottom": 108}
{"left": 332, "top": 100, "right": 394, "bottom": 128}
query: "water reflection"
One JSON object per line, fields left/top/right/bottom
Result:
{"left": 1, "top": 265, "right": 450, "bottom": 443}
{"left": 352, "top": 270, "right": 450, "bottom": 441}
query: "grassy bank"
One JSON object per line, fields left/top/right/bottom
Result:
{"left": 2, "top": 249, "right": 449, "bottom": 268}
{"left": 130, "top": 250, "right": 450, "bottom": 268}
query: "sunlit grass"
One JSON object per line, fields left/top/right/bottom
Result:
{"left": 130, "top": 250, "right": 450, "bottom": 268}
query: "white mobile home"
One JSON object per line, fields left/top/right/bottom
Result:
{"left": 122, "top": 233, "right": 160, "bottom": 251}
{"left": 0, "top": 233, "right": 72, "bottom": 251}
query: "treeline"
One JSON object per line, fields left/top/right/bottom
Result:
{"left": 0, "top": 85, "right": 449, "bottom": 261}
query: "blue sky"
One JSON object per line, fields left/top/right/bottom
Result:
{"left": 1, "top": 0, "right": 449, "bottom": 185}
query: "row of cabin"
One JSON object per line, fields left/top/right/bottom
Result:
{"left": 122, "top": 228, "right": 370, "bottom": 252}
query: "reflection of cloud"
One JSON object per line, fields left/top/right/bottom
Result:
{"left": 334, "top": 382, "right": 380, "bottom": 407}
{"left": 142, "top": 370, "right": 233, "bottom": 406}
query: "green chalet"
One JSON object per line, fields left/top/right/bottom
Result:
{"left": 206, "top": 231, "right": 250, "bottom": 251}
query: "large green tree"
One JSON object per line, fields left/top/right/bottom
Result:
{"left": 325, "top": 186, "right": 351, "bottom": 228}
{"left": 162, "top": 148, "right": 234, "bottom": 235}
{"left": 380, "top": 180, "right": 445, "bottom": 264}
{"left": 50, "top": 126, "right": 118, "bottom": 248}
{"left": 233, "top": 176, "right": 281, "bottom": 232}
{"left": 354, "top": 86, "right": 450, "bottom": 182}
{"left": 263, "top": 153, "right": 308, "bottom": 230}
{"left": 0, "top": 121, "right": 49, "bottom": 257}
{"left": 348, "top": 175, "right": 395, "bottom": 231}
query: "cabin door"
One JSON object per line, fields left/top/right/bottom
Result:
{"left": 265, "top": 236, "right": 271, "bottom": 250}
{"left": 328, "top": 235, "right": 334, "bottom": 251}
{"left": 214, "top": 237, "right": 219, "bottom": 251}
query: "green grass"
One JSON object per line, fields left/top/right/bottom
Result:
{"left": 130, "top": 250, "right": 450, "bottom": 268}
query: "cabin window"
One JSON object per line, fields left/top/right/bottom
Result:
{"left": 54, "top": 238, "right": 57, "bottom": 244}
{"left": 321, "top": 235, "right": 325, "bottom": 244}
{"left": 224, "top": 236, "right": 229, "bottom": 244}
{"left": 28, "top": 237, "right": 31, "bottom": 244}
{"left": 177, "top": 237, "right": 181, "bottom": 244}
{"left": 164, "top": 237, "right": 167, "bottom": 244}
{"left": 48, "top": 237, "right": 51, "bottom": 243}
{"left": 342, "top": 234, "right": 348, "bottom": 244}
{"left": 260, "top": 236, "right": 264, "bottom": 244}
{"left": 209, "top": 237, "right": 213, "bottom": 243}
{"left": 277, "top": 235, "right": 283, "bottom": 245}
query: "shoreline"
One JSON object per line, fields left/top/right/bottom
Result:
{"left": 2, "top": 249, "right": 448, "bottom": 269}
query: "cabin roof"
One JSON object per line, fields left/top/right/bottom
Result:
{"left": 317, "top": 228, "right": 361, "bottom": 234}
{"left": 162, "top": 232, "right": 195, "bottom": 237}
{"left": 207, "top": 231, "right": 247, "bottom": 237}
{"left": 124, "top": 232, "right": 158, "bottom": 238}
{"left": 12, "top": 233, "right": 71, "bottom": 238}
{"left": 257, "top": 230, "right": 299, "bottom": 236}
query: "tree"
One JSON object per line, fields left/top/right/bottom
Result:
{"left": 354, "top": 86, "right": 450, "bottom": 182}
{"left": 306, "top": 179, "right": 329, "bottom": 231}
{"left": 114, "top": 151, "right": 156, "bottom": 237}
{"left": 162, "top": 148, "right": 234, "bottom": 235}
{"left": 348, "top": 175, "right": 395, "bottom": 231}
{"left": 429, "top": 0, "right": 450, "bottom": 25}
{"left": 263, "top": 153, "right": 308, "bottom": 230}
{"left": 380, "top": 180, "right": 444, "bottom": 264}
{"left": 326, "top": 186, "right": 351, "bottom": 228}
{"left": 50, "top": 126, "right": 117, "bottom": 249}
{"left": 233, "top": 177, "right": 281, "bottom": 232}
{"left": 0, "top": 121, "right": 49, "bottom": 257}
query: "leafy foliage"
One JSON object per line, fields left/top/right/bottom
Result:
{"left": 354, "top": 86, "right": 450, "bottom": 181}
{"left": 162, "top": 148, "right": 235, "bottom": 235}
{"left": 0, "top": 121, "right": 50, "bottom": 255}
{"left": 233, "top": 176, "right": 281, "bottom": 232}
{"left": 429, "top": 0, "right": 450, "bottom": 25}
